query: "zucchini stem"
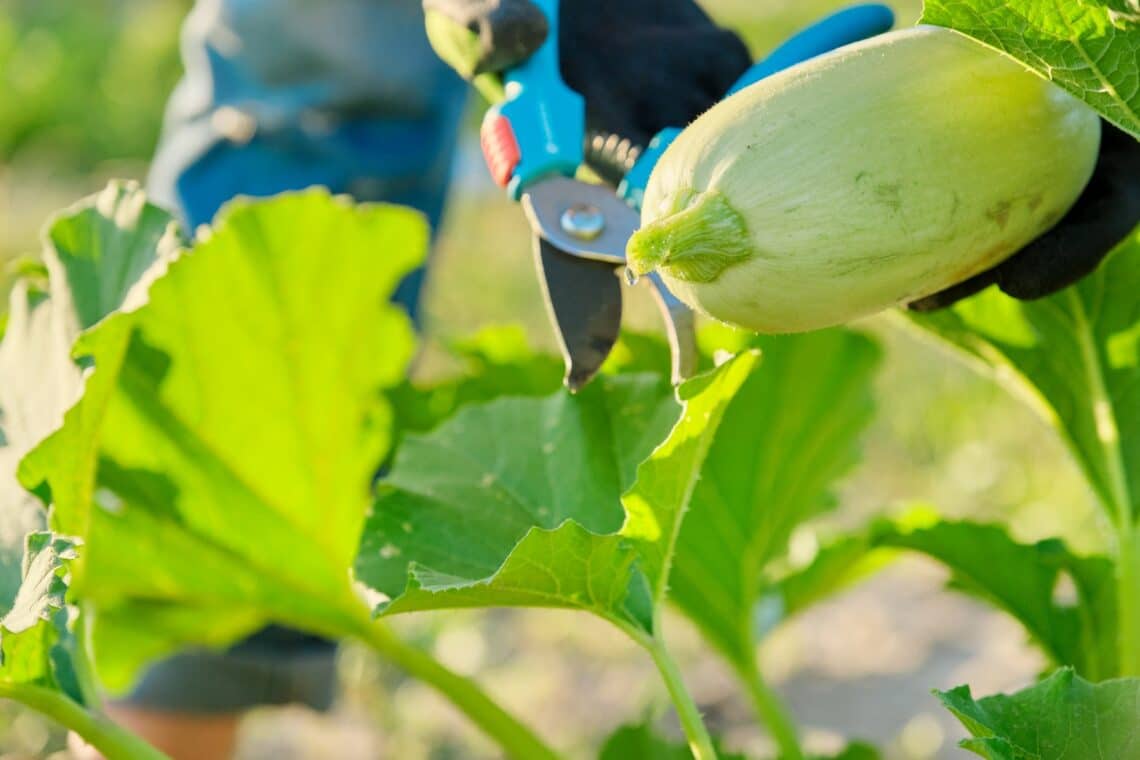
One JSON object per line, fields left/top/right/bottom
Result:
{"left": 0, "top": 684, "right": 169, "bottom": 760}
{"left": 736, "top": 655, "right": 803, "bottom": 760}
{"left": 644, "top": 637, "right": 720, "bottom": 760}
{"left": 626, "top": 190, "right": 755, "bottom": 283}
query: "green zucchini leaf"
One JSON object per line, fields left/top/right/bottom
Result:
{"left": 769, "top": 518, "right": 1117, "bottom": 678}
{"left": 355, "top": 353, "right": 758, "bottom": 636}
{"left": 389, "top": 324, "right": 563, "bottom": 434}
{"left": 598, "top": 721, "right": 746, "bottom": 760}
{"left": 598, "top": 721, "right": 879, "bottom": 760}
{"left": 19, "top": 190, "right": 422, "bottom": 691}
{"left": 0, "top": 181, "right": 179, "bottom": 607}
{"left": 389, "top": 325, "right": 681, "bottom": 436}
{"left": 0, "top": 532, "right": 81, "bottom": 700}
{"left": 880, "top": 520, "right": 1117, "bottom": 679}
{"left": 938, "top": 668, "right": 1140, "bottom": 759}
{"left": 906, "top": 231, "right": 1140, "bottom": 525}
{"left": 921, "top": 0, "right": 1140, "bottom": 138}
{"left": 669, "top": 329, "right": 881, "bottom": 668}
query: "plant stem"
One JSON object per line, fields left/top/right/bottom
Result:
{"left": 0, "top": 683, "right": 168, "bottom": 760}
{"left": 1116, "top": 523, "right": 1140, "bottom": 676}
{"left": 352, "top": 618, "right": 562, "bottom": 760}
{"left": 645, "top": 638, "right": 719, "bottom": 760}
{"left": 1070, "top": 293, "right": 1138, "bottom": 676}
{"left": 72, "top": 608, "right": 104, "bottom": 711}
{"left": 736, "top": 657, "right": 803, "bottom": 760}
{"left": 473, "top": 72, "right": 506, "bottom": 104}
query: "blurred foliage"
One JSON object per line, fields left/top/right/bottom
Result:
{"left": 0, "top": 0, "right": 188, "bottom": 170}
{"left": 0, "top": 0, "right": 922, "bottom": 266}
{"left": 0, "top": 0, "right": 922, "bottom": 172}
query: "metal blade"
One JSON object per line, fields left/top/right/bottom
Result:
{"left": 533, "top": 236, "right": 623, "bottom": 392}
{"left": 646, "top": 272, "right": 698, "bottom": 385}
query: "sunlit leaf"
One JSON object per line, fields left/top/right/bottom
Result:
{"left": 922, "top": 0, "right": 1140, "bottom": 137}
{"left": 20, "top": 190, "right": 423, "bottom": 690}
{"left": 0, "top": 181, "right": 178, "bottom": 606}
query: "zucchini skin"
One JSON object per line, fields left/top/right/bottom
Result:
{"left": 628, "top": 26, "right": 1101, "bottom": 333}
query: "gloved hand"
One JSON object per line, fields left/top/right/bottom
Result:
{"left": 908, "top": 121, "right": 1140, "bottom": 310}
{"left": 423, "top": 0, "right": 550, "bottom": 80}
{"left": 423, "top": 0, "right": 751, "bottom": 179}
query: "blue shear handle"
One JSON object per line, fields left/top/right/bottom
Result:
{"left": 496, "top": 0, "right": 585, "bottom": 200}
{"left": 620, "top": 3, "right": 895, "bottom": 209}
{"left": 728, "top": 4, "right": 895, "bottom": 95}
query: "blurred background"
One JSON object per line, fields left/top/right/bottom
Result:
{"left": 0, "top": 1, "right": 1108, "bottom": 758}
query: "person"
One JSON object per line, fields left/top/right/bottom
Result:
{"left": 79, "top": 1, "right": 1137, "bottom": 758}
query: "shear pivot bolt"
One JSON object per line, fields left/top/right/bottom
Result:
{"left": 560, "top": 203, "right": 605, "bottom": 241}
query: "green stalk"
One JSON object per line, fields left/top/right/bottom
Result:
{"left": 472, "top": 73, "right": 506, "bottom": 105}
{"left": 352, "top": 618, "right": 561, "bottom": 760}
{"left": 1070, "top": 293, "right": 1139, "bottom": 676}
{"left": 0, "top": 683, "right": 168, "bottom": 760}
{"left": 1116, "top": 524, "right": 1140, "bottom": 676}
{"left": 72, "top": 609, "right": 105, "bottom": 711}
{"left": 735, "top": 656, "right": 803, "bottom": 760}
{"left": 422, "top": 10, "right": 505, "bottom": 105}
{"left": 625, "top": 190, "right": 755, "bottom": 283}
{"left": 644, "top": 638, "right": 719, "bottom": 760}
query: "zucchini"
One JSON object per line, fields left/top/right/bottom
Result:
{"left": 626, "top": 26, "right": 1101, "bottom": 333}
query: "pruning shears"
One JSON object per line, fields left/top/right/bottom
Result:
{"left": 479, "top": 2, "right": 895, "bottom": 390}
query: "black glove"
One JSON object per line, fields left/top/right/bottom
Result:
{"left": 423, "top": 0, "right": 551, "bottom": 78}
{"left": 424, "top": 0, "right": 751, "bottom": 180}
{"left": 908, "top": 121, "right": 1140, "bottom": 311}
